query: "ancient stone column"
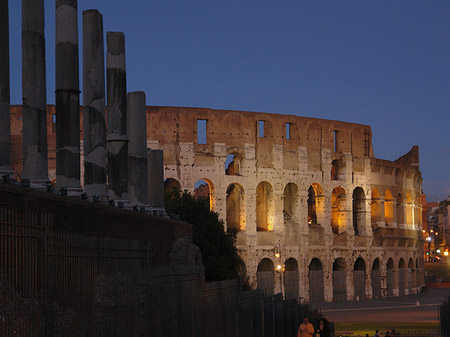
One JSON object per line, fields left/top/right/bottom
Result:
{"left": 148, "top": 149, "right": 164, "bottom": 208}
{"left": 55, "top": 0, "right": 81, "bottom": 190}
{"left": 22, "top": 0, "right": 48, "bottom": 184}
{"left": 107, "top": 32, "right": 128, "bottom": 200}
{"left": 82, "top": 10, "right": 106, "bottom": 197}
{"left": 0, "top": 0, "right": 12, "bottom": 176}
{"left": 127, "top": 91, "right": 147, "bottom": 204}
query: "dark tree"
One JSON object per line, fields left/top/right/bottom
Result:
{"left": 165, "top": 190, "right": 243, "bottom": 282}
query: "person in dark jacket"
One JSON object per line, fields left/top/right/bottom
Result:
{"left": 315, "top": 318, "right": 330, "bottom": 337}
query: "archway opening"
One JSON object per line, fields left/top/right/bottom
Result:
{"left": 352, "top": 187, "right": 366, "bottom": 236}
{"left": 194, "top": 178, "right": 214, "bottom": 211}
{"left": 371, "top": 188, "right": 381, "bottom": 227}
{"left": 397, "top": 193, "right": 405, "bottom": 227}
{"left": 333, "top": 258, "right": 347, "bottom": 302}
{"left": 387, "top": 258, "right": 394, "bottom": 297}
{"left": 164, "top": 178, "right": 181, "bottom": 198}
{"left": 353, "top": 257, "right": 366, "bottom": 300}
{"left": 331, "top": 187, "right": 346, "bottom": 235}
{"left": 398, "top": 258, "right": 406, "bottom": 296}
{"left": 408, "top": 258, "right": 414, "bottom": 294}
{"left": 371, "top": 258, "right": 381, "bottom": 298}
{"left": 225, "top": 153, "right": 241, "bottom": 176}
{"left": 384, "top": 190, "right": 394, "bottom": 226}
{"left": 257, "top": 258, "right": 275, "bottom": 296}
{"left": 284, "top": 258, "right": 299, "bottom": 300}
{"left": 331, "top": 159, "right": 345, "bottom": 181}
{"left": 283, "top": 183, "right": 298, "bottom": 220}
{"left": 226, "top": 183, "right": 244, "bottom": 233}
{"left": 256, "top": 182, "right": 274, "bottom": 231}
{"left": 308, "top": 184, "right": 323, "bottom": 225}
{"left": 308, "top": 258, "right": 324, "bottom": 302}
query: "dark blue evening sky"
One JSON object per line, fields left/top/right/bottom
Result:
{"left": 7, "top": 0, "right": 450, "bottom": 201}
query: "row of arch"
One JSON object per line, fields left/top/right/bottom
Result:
{"left": 256, "top": 256, "right": 423, "bottom": 302}
{"left": 165, "top": 178, "right": 421, "bottom": 233}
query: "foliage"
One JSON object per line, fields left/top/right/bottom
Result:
{"left": 165, "top": 190, "right": 244, "bottom": 282}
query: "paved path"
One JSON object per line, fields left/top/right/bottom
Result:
{"left": 310, "top": 288, "right": 449, "bottom": 322}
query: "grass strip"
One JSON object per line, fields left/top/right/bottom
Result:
{"left": 334, "top": 321, "right": 439, "bottom": 336}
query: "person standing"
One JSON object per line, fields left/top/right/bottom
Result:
{"left": 374, "top": 330, "right": 380, "bottom": 337}
{"left": 315, "top": 318, "right": 330, "bottom": 337}
{"left": 298, "top": 317, "right": 315, "bottom": 337}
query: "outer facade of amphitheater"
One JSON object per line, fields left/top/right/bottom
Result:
{"left": 148, "top": 106, "right": 424, "bottom": 303}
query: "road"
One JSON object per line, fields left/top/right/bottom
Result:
{"left": 310, "top": 288, "right": 449, "bottom": 322}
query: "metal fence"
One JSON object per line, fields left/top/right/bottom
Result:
{"left": 0, "top": 205, "right": 321, "bottom": 337}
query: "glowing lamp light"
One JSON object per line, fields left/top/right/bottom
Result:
{"left": 437, "top": 249, "right": 441, "bottom": 254}
{"left": 423, "top": 230, "right": 426, "bottom": 233}
{"left": 276, "top": 264, "right": 282, "bottom": 271}
{"left": 275, "top": 252, "right": 280, "bottom": 258}
{"left": 431, "top": 229, "right": 434, "bottom": 232}
{"left": 444, "top": 251, "right": 449, "bottom": 256}
{"left": 426, "top": 237, "right": 432, "bottom": 242}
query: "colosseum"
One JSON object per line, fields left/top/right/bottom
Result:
{"left": 9, "top": 105, "right": 424, "bottom": 302}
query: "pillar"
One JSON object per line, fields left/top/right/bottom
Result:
{"left": 148, "top": 149, "right": 164, "bottom": 208}
{"left": 82, "top": 10, "right": 106, "bottom": 196}
{"left": 127, "top": 91, "right": 147, "bottom": 204}
{"left": 0, "top": 0, "right": 12, "bottom": 175}
{"left": 22, "top": 0, "right": 48, "bottom": 184}
{"left": 55, "top": 0, "right": 81, "bottom": 190}
{"left": 107, "top": 32, "right": 128, "bottom": 200}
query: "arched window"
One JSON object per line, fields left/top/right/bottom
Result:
{"left": 226, "top": 183, "right": 244, "bottom": 232}
{"left": 371, "top": 258, "right": 381, "bottom": 298}
{"left": 386, "top": 258, "right": 394, "bottom": 297}
{"left": 257, "top": 258, "right": 275, "bottom": 296}
{"left": 256, "top": 182, "right": 274, "bottom": 231}
{"left": 331, "top": 159, "right": 344, "bottom": 180}
{"left": 397, "top": 193, "right": 405, "bottom": 227}
{"left": 352, "top": 187, "right": 366, "bottom": 236}
{"left": 331, "top": 187, "right": 346, "bottom": 234}
{"left": 194, "top": 178, "right": 215, "bottom": 211}
{"left": 353, "top": 257, "right": 366, "bottom": 300}
{"left": 225, "top": 153, "right": 241, "bottom": 176}
{"left": 384, "top": 190, "right": 394, "bottom": 226}
{"left": 164, "top": 178, "right": 181, "bottom": 197}
{"left": 398, "top": 258, "right": 406, "bottom": 296}
{"left": 284, "top": 258, "right": 299, "bottom": 300}
{"left": 308, "top": 258, "right": 324, "bottom": 302}
{"left": 333, "top": 258, "right": 347, "bottom": 301}
{"left": 283, "top": 183, "right": 298, "bottom": 220}
{"left": 371, "top": 188, "right": 381, "bottom": 227}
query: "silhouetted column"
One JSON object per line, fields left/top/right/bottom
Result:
{"left": 22, "top": 0, "right": 48, "bottom": 184}
{"left": 127, "top": 91, "right": 147, "bottom": 204}
{"left": 107, "top": 32, "right": 128, "bottom": 200}
{"left": 148, "top": 149, "right": 164, "bottom": 208}
{"left": 0, "top": 0, "right": 12, "bottom": 175}
{"left": 55, "top": 0, "right": 81, "bottom": 190}
{"left": 83, "top": 10, "right": 106, "bottom": 197}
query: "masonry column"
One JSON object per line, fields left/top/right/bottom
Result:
{"left": 0, "top": 0, "right": 12, "bottom": 176}
{"left": 107, "top": 32, "right": 128, "bottom": 200}
{"left": 22, "top": 0, "right": 48, "bottom": 184}
{"left": 148, "top": 149, "right": 164, "bottom": 208}
{"left": 82, "top": 10, "right": 106, "bottom": 197}
{"left": 55, "top": 0, "right": 81, "bottom": 191}
{"left": 127, "top": 91, "right": 147, "bottom": 204}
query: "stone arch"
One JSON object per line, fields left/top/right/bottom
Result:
{"left": 371, "top": 258, "right": 381, "bottom": 298}
{"left": 256, "top": 181, "right": 274, "bottom": 231}
{"left": 257, "top": 258, "right": 275, "bottom": 296}
{"left": 333, "top": 258, "right": 347, "bottom": 301}
{"left": 308, "top": 183, "right": 324, "bottom": 225}
{"left": 397, "top": 193, "right": 405, "bottom": 227}
{"left": 353, "top": 257, "right": 366, "bottom": 300}
{"left": 308, "top": 258, "right": 324, "bottom": 302}
{"left": 398, "top": 258, "right": 406, "bottom": 296}
{"left": 408, "top": 258, "right": 415, "bottom": 294}
{"left": 225, "top": 152, "right": 242, "bottom": 176}
{"left": 384, "top": 189, "right": 394, "bottom": 226}
{"left": 386, "top": 258, "right": 395, "bottom": 297}
{"left": 226, "top": 183, "right": 245, "bottom": 232}
{"left": 406, "top": 193, "right": 413, "bottom": 228}
{"left": 371, "top": 188, "right": 382, "bottom": 227}
{"left": 352, "top": 187, "right": 366, "bottom": 236}
{"left": 283, "top": 183, "right": 298, "bottom": 220}
{"left": 331, "top": 159, "right": 345, "bottom": 181}
{"left": 164, "top": 178, "right": 181, "bottom": 196}
{"left": 331, "top": 187, "right": 346, "bottom": 235}
{"left": 284, "top": 258, "right": 299, "bottom": 300}
{"left": 194, "top": 178, "right": 215, "bottom": 211}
